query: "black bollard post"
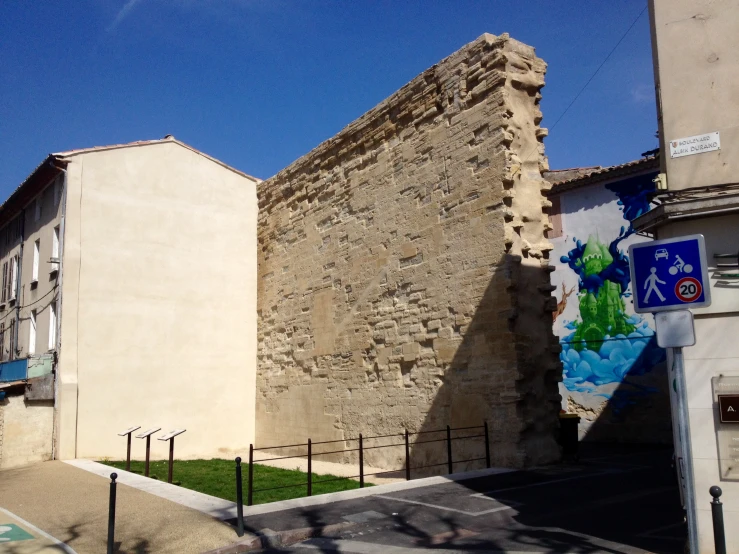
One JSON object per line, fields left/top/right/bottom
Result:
{"left": 359, "top": 433, "right": 364, "bottom": 489}
{"left": 247, "top": 444, "right": 254, "bottom": 506}
{"left": 710, "top": 486, "right": 726, "bottom": 554}
{"left": 484, "top": 421, "right": 491, "bottom": 469}
{"left": 446, "top": 425, "right": 453, "bottom": 474}
{"left": 235, "top": 457, "right": 245, "bottom": 537}
{"left": 107, "top": 473, "right": 117, "bottom": 554}
{"left": 307, "top": 439, "right": 312, "bottom": 497}
{"left": 404, "top": 429, "right": 410, "bottom": 481}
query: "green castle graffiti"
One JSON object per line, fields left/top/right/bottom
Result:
{"left": 570, "top": 235, "right": 635, "bottom": 351}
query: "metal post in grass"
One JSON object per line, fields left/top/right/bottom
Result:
{"left": 158, "top": 429, "right": 186, "bottom": 484}
{"left": 135, "top": 428, "right": 160, "bottom": 478}
{"left": 235, "top": 457, "right": 245, "bottom": 537}
{"left": 107, "top": 473, "right": 117, "bottom": 554}
{"left": 307, "top": 438, "right": 313, "bottom": 497}
{"left": 446, "top": 425, "right": 453, "bottom": 474}
{"left": 359, "top": 433, "right": 364, "bottom": 488}
{"left": 404, "top": 429, "right": 410, "bottom": 481}
{"left": 484, "top": 421, "right": 491, "bottom": 469}
{"left": 247, "top": 444, "right": 254, "bottom": 507}
{"left": 710, "top": 486, "right": 726, "bottom": 554}
{"left": 117, "top": 426, "right": 140, "bottom": 472}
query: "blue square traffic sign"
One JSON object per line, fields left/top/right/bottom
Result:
{"left": 628, "top": 234, "right": 711, "bottom": 313}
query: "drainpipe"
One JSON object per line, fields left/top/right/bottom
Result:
{"left": 50, "top": 159, "right": 67, "bottom": 461}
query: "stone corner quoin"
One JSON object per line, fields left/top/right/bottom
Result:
{"left": 256, "top": 32, "right": 562, "bottom": 469}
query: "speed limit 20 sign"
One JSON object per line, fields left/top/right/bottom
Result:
{"left": 629, "top": 234, "right": 712, "bottom": 313}
{"left": 675, "top": 277, "right": 702, "bottom": 303}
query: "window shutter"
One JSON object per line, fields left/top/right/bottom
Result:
{"left": 546, "top": 194, "right": 564, "bottom": 239}
{"left": 10, "top": 256, "right": 17, "bottom": 300}
{"left": 1, "top": 262, "right": 6, "bottom": 302}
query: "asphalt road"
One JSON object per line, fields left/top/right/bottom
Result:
{"left": 248, "top": 445, "right": 684, "bottom": 553}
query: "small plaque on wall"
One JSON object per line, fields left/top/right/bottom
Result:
{"left": 712, "top": 377, "right": 739, "bottom": 481}
{"left": 719, "top": 395, "right": 739, "bottom": 423}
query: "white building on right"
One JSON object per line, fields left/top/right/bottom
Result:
{"left": 641, "top": 1, "right": 739, "bottom": 552}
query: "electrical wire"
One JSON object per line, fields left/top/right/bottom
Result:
{"left": 547, "top": 6, "right": 647, "bottom": 135}
{"left": 0, "top": 286, "right": 58, "bottom": 324}
{"left": 517, "top": 5, "right": 648, "bottom": 169}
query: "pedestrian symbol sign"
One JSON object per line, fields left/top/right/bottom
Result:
{"left": 628, "top": 234, "right": 711, "bottom": 313}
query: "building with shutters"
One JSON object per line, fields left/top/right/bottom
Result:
{"left": 0, "top": 136, "right": 259, "bottom": 468}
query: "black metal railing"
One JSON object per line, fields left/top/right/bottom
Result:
{"left": 234, "top": 421, "right": 490, "bottom": 516}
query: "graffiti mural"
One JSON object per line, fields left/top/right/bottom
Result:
{"left": 550, "top": 170, "right": 670, "bottom": 442}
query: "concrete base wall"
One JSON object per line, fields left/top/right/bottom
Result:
{"left": 0, "top": 392, "right": 53, "bottom": 469}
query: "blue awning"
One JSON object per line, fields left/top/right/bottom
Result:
{"left": 0, "top": 359, "right": 28, "bottom": 383}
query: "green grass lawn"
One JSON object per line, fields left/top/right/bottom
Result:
{"left": 99, "top": 459, "right": 369, "bottom": 505}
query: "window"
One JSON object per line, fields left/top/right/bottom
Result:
{"left": 51, "top": 225, "right": 60, "bottom": 272}
{"left": 546, "top": 194, "right": 563, "bottom": 239}
{"left": 48, "top": 302, "right": 57, "bottom": 350}
{"left": 32, "top": 239, "right": 40, "bottom": 282}
{"left": 9, "top": 255, "right": 18, "bottom": 301}
{"left": 29, "top": 309, "right": 37, "bottom": 356}
{"left": 0, "top": 323, "right": 5, "bottom": 361}
{"left": 35, "top": 198, "right": 41, "bottom": 222}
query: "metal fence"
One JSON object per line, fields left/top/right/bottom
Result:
{"left": 240, "top": 422, "right": 491, "bottom": 507}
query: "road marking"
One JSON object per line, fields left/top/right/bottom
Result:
{"left": 0, "top": 507, "right": 78, "bottom": 554}
{"left": 375, "top": 494, "right": 515, "bottom": 516}
{"left": 295, "top": 537, "right": 544, "bottom": 553}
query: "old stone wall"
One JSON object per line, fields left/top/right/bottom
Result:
{"left": 256, "top": 33, "right": 562, "bottom": 469}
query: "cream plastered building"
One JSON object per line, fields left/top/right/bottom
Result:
{"left": 640, "top": 1, "right": 739, "bottom": 552}
{"left": 0, "top": 137, "right": 258, "bottom": 466}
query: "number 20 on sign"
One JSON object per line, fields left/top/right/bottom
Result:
{"left": 628, "top": 234, "right": 711, "bottom": 314}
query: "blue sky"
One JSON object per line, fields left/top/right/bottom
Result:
{"left": 0, "top": 1, "right": 656, "bottom": 194}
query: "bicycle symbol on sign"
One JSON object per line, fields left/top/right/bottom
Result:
{"left": 669, "top": 255, "right": 693, "bottom": 276}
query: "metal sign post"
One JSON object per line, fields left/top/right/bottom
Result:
{"left": 135, "top": 428, "right": 161, "bottom": 477}
{"left": 629, "top": 236, "right": 711, "bottom": 554}
{"left": 117, "top": 426, "right": 140, "bottom": 471}
{"left": 672, "top": 346, "right": 699, "bottom": 554}
{"left": 158, "top": 429, "right": 186, "bottom": 483}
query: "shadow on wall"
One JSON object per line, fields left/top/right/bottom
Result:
{"left": 400, "top": 253, "right": 562, "bottom": 477}
{"left": 568, "top": 339, "right": 671, "bottom": 444}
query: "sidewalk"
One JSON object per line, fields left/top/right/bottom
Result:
{"left": 0, "top": 461, "right": 238, "bottom": 554}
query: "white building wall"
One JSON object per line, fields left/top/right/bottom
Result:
{"left": 57, "top": 140, "right": 258, "bottom": 460}
{"left": 661, "top": 214, "right": 739, "bottom": 554}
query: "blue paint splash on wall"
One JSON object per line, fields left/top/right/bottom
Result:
{"left": 605, "top": 173, "right": 655, "bottom": 228}
{"left": 560, "top": 226, "right": 632, "bottom": 296}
